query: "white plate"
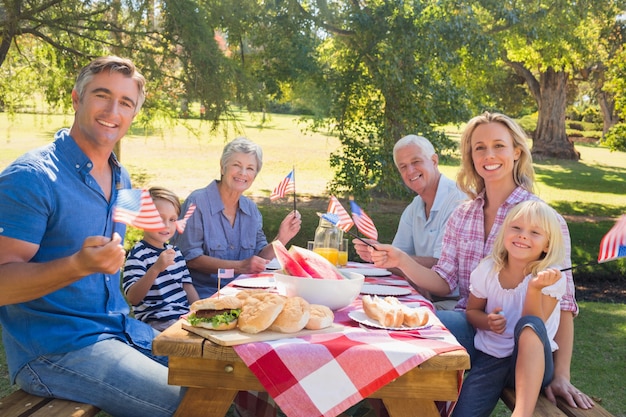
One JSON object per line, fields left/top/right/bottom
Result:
{"left": 348, "top": 310, "right": 431, "bottom": 331}
{"left": 265, "top": 258, "right": 281, "bottom": 270}
{"left": 339, "top": 267, "right": 391, "bottom": 277}
{"left": 360, "top": 284, "right": 411, "bottom": 296}
{"left": 233, "top": 277, "right": 276, "bottom": 288}
{"left": 380, "top": 279, "right": 409, "bottom": 286}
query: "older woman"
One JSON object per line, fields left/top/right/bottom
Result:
{"left": 369, "top": 112, "right": 593, "bottom": 413}
{"left": 174, "top": 137, "right": 301, "bottom": 298}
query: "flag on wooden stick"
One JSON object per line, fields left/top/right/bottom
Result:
{"left": 598, "top": 215, "right": 626, "bottom": 263}
{"left": 349, "top": 200, "right": 378, "bottom": 240}
{"left": 113, "top": 189, "right": 166, "bottom": 231}
{"left": 327, "top": 196, "right": 353, "bottom": 232}
{"left": 270, "top": 170, "right": 295, "bottom": 201}
{"left": 175, "top": 204, "right": 197, "bottom": 234}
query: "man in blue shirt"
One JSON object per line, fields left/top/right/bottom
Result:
{"left": 0, "top": 56, "right": 182, "bottom": 417}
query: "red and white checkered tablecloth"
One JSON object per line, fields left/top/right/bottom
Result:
{"left": 227, "top": 268, "right": 466, "bottom": 417}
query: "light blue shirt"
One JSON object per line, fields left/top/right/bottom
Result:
{"left": 173, "top": 180, "right": 268, "bottom": 298}
{"left": 392, "top": 174, "right": 467, "bottom": 259}
{"left": 0, "top": 129, "right": 155, "bottom": 383}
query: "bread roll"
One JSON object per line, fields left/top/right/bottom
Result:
{"left": 191, "top": 295, "right": 242, "bottom": 311}
{"left": 238, "top": 293, "right": 286, "bottom": 334}
{"left": 305, "top": 304, "right": 334, "bottom": 330}
{"left": 401, "top": 306, "right": 429, "bottom": 327}
{"left": 362, "top": 295, "right": 404, "bottom": 327}
{"left": 269, "top": 296, "right": 311, "bottom": 333}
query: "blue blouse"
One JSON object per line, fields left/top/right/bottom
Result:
{"left": 174, "top": 180, "right": 268, "bottom": 298}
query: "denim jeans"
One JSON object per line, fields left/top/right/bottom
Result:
{"left": 436, "top": 310, "right": 477, "bottom": 362}
{"left": 451, "top": 315, "right": 554, "bottom": 417}
{"left": 15, "top": 338, "right": 184, "bottom": 417}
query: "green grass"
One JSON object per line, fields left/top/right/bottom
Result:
{"left": 1, "top": 112, "right": 625, "bottom": 416}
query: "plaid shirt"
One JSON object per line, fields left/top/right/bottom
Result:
{"left": 433, "top": 187, "right": 577, "bottom": 314}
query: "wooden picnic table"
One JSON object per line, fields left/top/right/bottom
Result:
{"left": 153, "top": 318, "right": 469, "bottom": 417}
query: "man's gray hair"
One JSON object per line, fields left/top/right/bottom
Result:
{"left": 393, "top": 135, "right": 436, "bottom": 166}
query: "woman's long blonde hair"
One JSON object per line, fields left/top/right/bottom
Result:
{"left": 457, "top": 112, "right": 535, "bottom": 199}
{"left": 491, "top": 200, "right": 565, "bottom": 276}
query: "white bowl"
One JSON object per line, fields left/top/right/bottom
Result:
{"left": 273, "top": 271, "right": 364, "bottom": 310}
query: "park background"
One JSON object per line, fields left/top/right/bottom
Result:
{"left": 2, "top": 0, "right": 626, "bottom": 415}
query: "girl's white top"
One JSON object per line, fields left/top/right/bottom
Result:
{"left": 470, "top": 257, "right": 566, "bottom": 358}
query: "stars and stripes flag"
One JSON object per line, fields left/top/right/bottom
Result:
{"left": 349, "top": 200, "right": 378, "bottom": 240}
{"left": 175, "top": 204, "right": 197, "bottom": 234}
{"left": 113, "top": 189, "right": 166, "bottom": 231}
{"left": 270, "top": 170, "right": 295, "bottom": 201}
{"left": 598, "top": 215, "right": 626, "bottom": 263}
{"left": 217, "top": 268, "right": 235, "bottom": 298}
{"left": 327, "top": 196, "right": 353, "bottom": 232}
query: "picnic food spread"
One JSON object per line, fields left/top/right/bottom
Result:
{"left": 187, "top": 291, "right": 335, "bottom": 335}
{"left": 362, "top": 294, "right": 429, "bottom": 327}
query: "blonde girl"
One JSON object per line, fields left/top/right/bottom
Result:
{"left": 453, "top": 200, "right": 566, "bottom": 417}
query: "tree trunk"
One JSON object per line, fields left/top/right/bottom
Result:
{"left": 506, "top": 63, "right": 579, "bottom": 160}
{"left": 533, "top": 68, "right": 580, "bottom": 160}
{"left": 597, "top": 89, "right": 619, "bottom": 135}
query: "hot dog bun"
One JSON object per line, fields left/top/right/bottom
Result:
{"left": 362, "top": 295, "right": 403, "bottom": 327}
{"left": 362, "top": 295, "right": 429, "bottom": 327}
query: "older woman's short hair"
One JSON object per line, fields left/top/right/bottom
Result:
{"left": 220, "top": 137, "right": 263, "bottom": 173}
{"left": 393, "top": 135, "right": 436, "bottom": 166}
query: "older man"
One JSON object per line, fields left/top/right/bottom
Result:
{"left": 354, "top": 134, "right": 466, "bottom": 307}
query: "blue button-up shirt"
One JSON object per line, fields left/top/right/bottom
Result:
{"left": 0, "top": 129, "right": 155, "bottom": 383}
{"left": 173, "top": 180, "right": 268, "bottom": 298}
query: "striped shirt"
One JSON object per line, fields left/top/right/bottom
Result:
{"left": 123, "top": 240, "right": 193, "bottom": 322}
{"left": 433, "top": 187, "right": 577, "bottom": 314}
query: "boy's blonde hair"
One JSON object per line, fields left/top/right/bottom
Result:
{"left": 491, "top": 200, "right": 565, "bottom": 276}
{"left": 149, "top": 187, "right": 181, "bottom": 216}
{"left": 457, "top": 112, "right": 535, "bottom": 199}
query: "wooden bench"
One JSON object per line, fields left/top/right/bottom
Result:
{"left": 0, "top": 389, "right": 100, "bottom": 417}
{"left": 501, "top": 387, "right": 615, "bottom": 417}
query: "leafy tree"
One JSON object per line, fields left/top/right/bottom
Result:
{"left": 294, "top": 0, "right": 484, "bottom": 200}
{"left": 473, "top": 0, "right": 626, "bottom": 160}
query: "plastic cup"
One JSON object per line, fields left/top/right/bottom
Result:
{"left": 338, "top": 238, "right": 349, "bottom": 266}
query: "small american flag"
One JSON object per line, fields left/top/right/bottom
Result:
{"left": 328, "top": 196, "right": 354, "bottom": 232}
{"left": 218, "top": 268, "right": 235, "bottom": 279}
{"left": 113, "top": 189, "right": 166, "bottom": 231}
{"left": 350, "top": 200, "right": 378, "bottom": 240}
{"left": 175, "top": 204, "right": 197, "bottom": 234}
{"left": 270, "top": 170, "right": 295, "bottom": 201}
{"left": 598, "top": 215, "right": 626, "bottom": 263}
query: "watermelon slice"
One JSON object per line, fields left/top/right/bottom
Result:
{"left": 271, "top": 241, "right": 311, "bottom": 277}
{"left": 289, "top": 245, "right": 346, "bottom": 280}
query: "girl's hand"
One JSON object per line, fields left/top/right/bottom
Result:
{"left": 488, "top": 307, "right": 507, "bottom": 334}
{"left": 529, "top": 268, "right": 561, "bottom": 290}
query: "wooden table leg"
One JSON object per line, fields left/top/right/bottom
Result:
{"left": 383, "top": 398, "right": 441, "bottom": 417}
{"left": 174, "top": 387, "right": 238, "bottom": 417}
